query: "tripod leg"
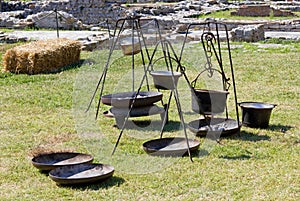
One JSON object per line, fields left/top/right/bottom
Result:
{"left": 159, "top": 91, "right": 172, "bottom": 138}
{"left": 173, "top": 89, "right": 193, "bottom": 162}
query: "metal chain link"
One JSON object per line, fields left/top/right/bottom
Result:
{"left": 204, "top": 33, "right": 215, "bottom": 77}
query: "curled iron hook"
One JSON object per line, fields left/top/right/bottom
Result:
{"left": 201, "top": 32, "right": 216, "bottom": 77}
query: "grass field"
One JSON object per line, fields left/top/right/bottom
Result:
{"left": 0, "top": 36, "right": 299, "bottom": 200}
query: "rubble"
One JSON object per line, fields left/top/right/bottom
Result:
{"left": 1, "top": 1, "right": 300, "bottom": 49}
{"left": 0, "top": 1, "right": 299, "bottom": 32}
{"left": 230, "top": 24, "right": 265, "bottom": 42}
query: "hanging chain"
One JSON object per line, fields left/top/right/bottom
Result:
{"left": 203, "top": 32, "right": 216, "bottom": 78}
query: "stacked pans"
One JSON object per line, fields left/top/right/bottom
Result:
{"left": 32, "top": 152, "right": 114, "bottom": 185}
{"left": 101, "top": 91, "right": 164, "bottom": 128}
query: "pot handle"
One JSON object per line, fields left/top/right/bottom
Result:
{"left": 191, "top": 74, "right": 202, "bottom": 88}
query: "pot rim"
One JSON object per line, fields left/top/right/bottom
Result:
{"left": 150, "top": 70, "right": 182, "bottom": 77}
{"left": 238, "top": 101, "right": 276, "bottom": 109}
{"left": 120, "top": 37, "right": 140, "bottom": 45}
{"left": 193, "top": 89, "right": 229, "bottom": 94}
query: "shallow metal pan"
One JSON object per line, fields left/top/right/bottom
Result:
{"left": 49, "top": 163, "right": 114, "bottom": 185}
{"left": 142, "top": 137, "right": 200, "bottom": 157}
{"left": 31, "top": 152, "right": 94, "bottom": 171}
{"left": 101, "top": 91, "right": 162, "bottom": 108}
{"left": 188, "top": 117, "right": 240, "bottom": 137}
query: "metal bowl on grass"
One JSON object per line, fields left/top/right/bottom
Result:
{"left": 188, "top": 117, "right": 240, "bottom": 138}
{"left": 142, "top": 137, "right": 200, "bottom": 157}
{"left": 31, "top": 152, "right": 94, "bottom": 171}
{"left": 49, "top": 163, "right": 114, "bottom": 185}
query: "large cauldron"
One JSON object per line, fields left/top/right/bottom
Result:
{"left": 191, "top": 89, "right": 229, "bottom": 115}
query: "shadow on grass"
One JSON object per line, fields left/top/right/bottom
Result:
{"left": 2, "top": 59, "right": 86, "bottom": 75}
{"left": 230, "top": 130, "right": 271, "bottom": 142}
{"left": 265, "top": 123, "right": 293, "bottom": 133}
{"left": 120, "top": 120, "right": 182, "bottom": 132}
{"left": 59, "top": 176, "right": 125, "bottom": 190}
{"left": 53, "top": 59, "right": 86, "bottom": 73}
{"left": 219, "top": 154, "right": 251, "bottom": 160}
{"left": 190, "top": 149, "right": 252, "bottom": 160}
{"left": 194, "top": 149, "right": 210, "bottom": 158}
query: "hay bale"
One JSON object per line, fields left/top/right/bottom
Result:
{"left": 3, "top": 38, "right": 81, "bottom": 74}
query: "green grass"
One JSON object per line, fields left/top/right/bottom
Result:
{"left": 197, "top": 9, "right": 299, "bottom": 20}
{"left": 0, "top": 39, "right": 299, "bottom": 200}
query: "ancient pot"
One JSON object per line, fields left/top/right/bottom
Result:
{"left": 191, "top": 89, "right": 229, "bottom": 115}
{"left": 150, "top": 70, "right": 182, "bottom": 90}
{"left": 239, "top": 102, "right": 276, "bottom": 128}
{"left": 120, "top": 37, "right": 141, "bottom": 55}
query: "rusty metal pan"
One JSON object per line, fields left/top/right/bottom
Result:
{"left": 31, "top": 152, "right": 94, "bottom": 171}
{"left": 101, "top": 91, "right": 162, "bottom": 108}
{"left": 188, "top": 117, "right": 240, "bottom": 137}
{"left": 142, "top": 137, "right": 200, "bottom": 157}
{"left": 49, "top": 163, "right": 114, "bottom": 185}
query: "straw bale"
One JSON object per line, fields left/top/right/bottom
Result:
{"left": 3, "top": 38, "right": 81, "bottom": 74}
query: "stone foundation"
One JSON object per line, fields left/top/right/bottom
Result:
{"left": 231, "top": 4, "right": 296, "bottom": 17}
{"left": 1, "top": 1, "right": 300, "bottom": 33}
{"left": 230, "top": 24, "right": 265, "bottom": 42}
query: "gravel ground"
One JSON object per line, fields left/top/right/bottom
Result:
{"left": 7, "top": 30, "right": 107, "bottom": 41}
{"left": 265, "top": 31, "right": 300, "bottom": 40}
{"left": 7, "top": 30, "right": 300, "bottom": 41}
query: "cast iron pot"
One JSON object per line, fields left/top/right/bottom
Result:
{"left": 150, "top": 71, "right": 182, "bottom": 90}
{"left": 239, "top": 102, "right": 276, "bottom": 128}
{"left": 191, "top": 89, "right": 229, "bottom": 115}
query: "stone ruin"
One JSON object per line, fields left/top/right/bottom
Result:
{"left": 231, "top": 4, "right": 296, "bottom": 17}
{"left": 1, "top": 0, "right": 300, "bottom": 46}
{"left": 1, "top": 0, "right": 300, "bottom": 29}
{"left": 230, "top": 24, "right": 265, "bottom": 42}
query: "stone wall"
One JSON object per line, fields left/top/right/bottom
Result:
{"left": 1, "top": 0, "right": 127, "bottom": 25}
{"left": 230, "top": 24, "right": 265, "bottom": 42}
{"left": 231, "top": 4, "right": 296, "bottom": 17}
{"left": 1, "top": 1, "right": 300, "bottom": 32}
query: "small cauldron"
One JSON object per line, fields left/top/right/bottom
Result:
{"left": 239, "top": 102, "right": 276, "bottom": 128}
{"left": 191, "top": 89, "right": 229, "bottom": 115}
{"left": 120, "top": 37, "right": 141, "bottom": 55}
{"left": 150, "top": 70, "right": 182, "bottom": 90}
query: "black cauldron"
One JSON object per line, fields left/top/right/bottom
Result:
{"left": 150, "top": 71, "right": 182, "bottom": 90}
{"left": 239, "top": 102, "right": 276, "bottom": 128}
{"left": 191, "top": 89, "right": 229, "bottom": 115}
